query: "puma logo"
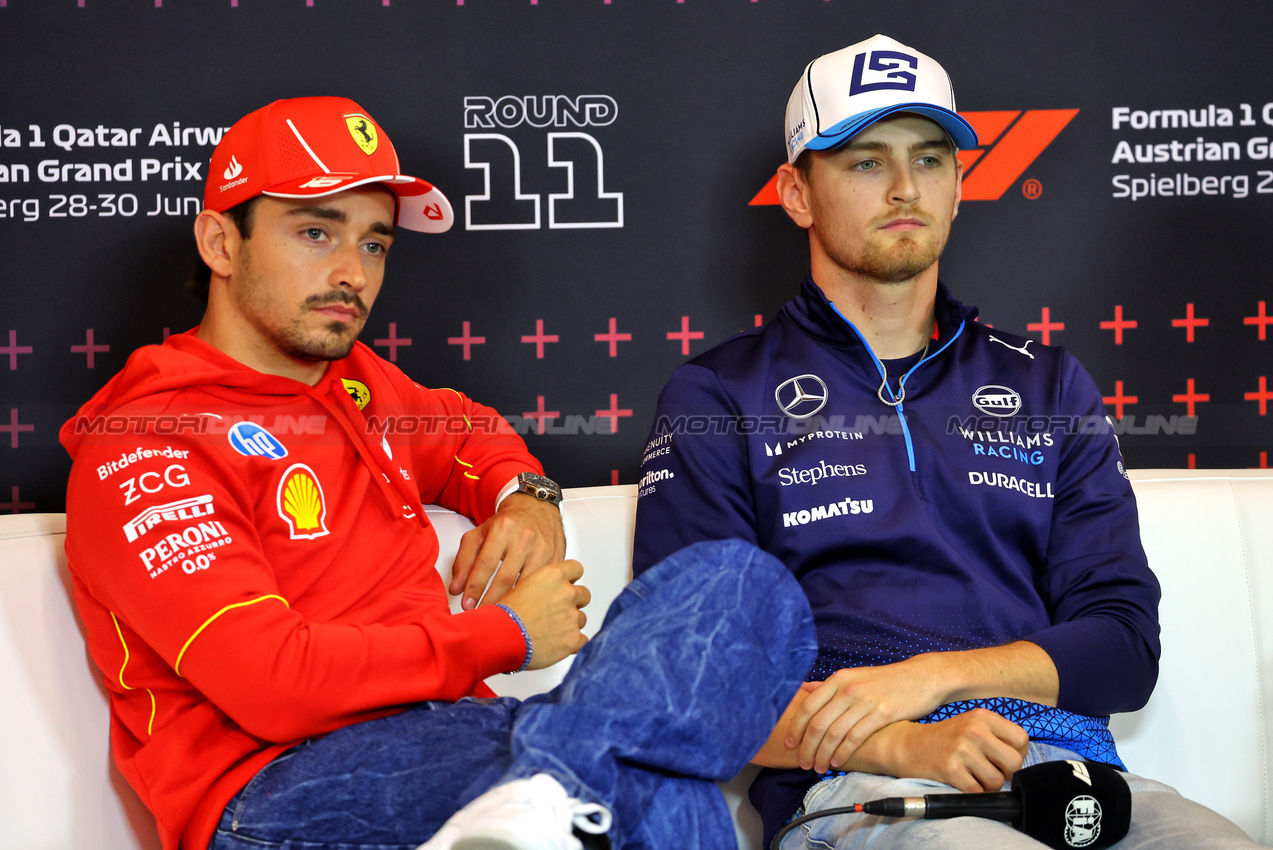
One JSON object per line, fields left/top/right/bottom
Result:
{"left": 988, "top": 335, "right": 1035, "bottom": 360}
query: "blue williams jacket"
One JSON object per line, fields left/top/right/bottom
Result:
{"left": 631, "top": 277, "right": 1161, "bottom": 841}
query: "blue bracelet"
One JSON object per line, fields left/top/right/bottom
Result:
{"left": 495, "top": 603, "right": 533, "bottom": 672}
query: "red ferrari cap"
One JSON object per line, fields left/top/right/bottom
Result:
{"left": 204, "top": 96, "right": 453, "bottom": 233}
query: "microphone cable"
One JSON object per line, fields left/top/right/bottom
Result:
{"left": 770, "top": 802, "right": 875, "bottom": 849}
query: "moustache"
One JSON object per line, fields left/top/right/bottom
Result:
{"left": 305, "top": 292, "right": 369, "bottom": 318}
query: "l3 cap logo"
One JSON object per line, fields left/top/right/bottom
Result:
{"left": 775, "top": 374, "right": 829, "bottom": 420}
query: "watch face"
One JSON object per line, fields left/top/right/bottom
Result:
{"left": 519, "top": 473, "right": 561, "bottom": 503}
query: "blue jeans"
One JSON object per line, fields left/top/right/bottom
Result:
{"left": 210, "top": 539, "right": 819, "bottom": 850}
{"left": 779, "top": 743, "right": 1260, "bottom": 849}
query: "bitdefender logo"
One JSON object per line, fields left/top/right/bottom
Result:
{"left": 751, "top": 109, "right": 1079, "bottom": 204}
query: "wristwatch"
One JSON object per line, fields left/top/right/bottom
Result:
{"left": 515, "top": 472, "right": 562, "bottom": 506}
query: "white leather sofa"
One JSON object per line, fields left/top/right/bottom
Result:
{"left": 2, "top": 469, "right": 1270, "bottom": 849}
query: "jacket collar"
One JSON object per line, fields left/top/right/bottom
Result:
{"left": 783, "top": 274, "right": 979, "bottom": 350}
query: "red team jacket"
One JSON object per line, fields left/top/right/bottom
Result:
{"left": 60, "top": 332, "right": 539, "bottom": 850}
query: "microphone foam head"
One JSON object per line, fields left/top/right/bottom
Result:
{"left": 1013, "top": 760, "right": 1131, "bottom": 849}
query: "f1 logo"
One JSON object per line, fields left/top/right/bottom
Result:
{"left": 849, "top": 51, "right": 918, "bottom": 95}
{"left": 957, "top": 110, "right": 1080, "bottom": 200}
{"left": 749, "top": 109, "right": 1079, "bottom": 204}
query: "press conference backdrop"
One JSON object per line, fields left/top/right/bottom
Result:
{"left": 1, "top": 1, "right": 1270, "bottom": 513}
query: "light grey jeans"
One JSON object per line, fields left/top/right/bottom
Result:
{"left": 779, "top": 743, "right": 1261, "bottom": 849}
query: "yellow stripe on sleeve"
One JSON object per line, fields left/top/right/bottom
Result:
{"left": 111, "top": 611, "right": 157, "bottom": 736}
{"left": 454, "top": 455, "right": 481, "bottom": 481}
{"left": 437, "top": 388, "right": 474, "bottom": 431}
{"left": 174, "top": 595, "right": 289, "bottom": 677}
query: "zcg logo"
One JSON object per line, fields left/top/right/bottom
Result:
{"left": 463, "top": 94, "right": 623, "bottom": 231}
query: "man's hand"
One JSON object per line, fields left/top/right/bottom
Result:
{"left": 854, "top": 711, "right": 1029, "bottom": 793}
{"left": 754, "top": 689, "right": 1027, "bottom": 793}
{"left": 786, "top": 658, "right": 947, "bottom": 773}
{"left": 783, "top": 644, "right": 1057, "bottom": 773}
{"left": 500, "top": 559, "right": 591, "bottom": 669}
{"left": 449, "top": 492, "right": 566, "bottom": 610}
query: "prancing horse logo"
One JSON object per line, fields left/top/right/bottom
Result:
{"left": 775, "top": 374, "right": 829, "bottom": 420}
{"left": 345, "top": 115, "right": 378, "bottom": 155}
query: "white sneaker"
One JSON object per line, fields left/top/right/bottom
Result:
{"left": 418, "top": 773, "right": 612, "bottom": 850}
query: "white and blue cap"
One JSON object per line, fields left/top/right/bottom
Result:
{"left": 785, "top": 34, "right": 978, "bottom": 164}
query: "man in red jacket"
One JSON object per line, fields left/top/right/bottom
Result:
{"left": 61, "top": 97, "right": 816, "bottom": 850}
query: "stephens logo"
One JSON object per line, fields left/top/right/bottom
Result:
{"left": 277, "top": 463, "right": 330, "bottom": 540}
{"left": 752, "top": 109, "right": 1079, "bottom": 205}
{"left": 972, "top": 385, "right": 1022, "bottom": 417}
{"left": 775, "top": 374, "right": 829, "bottom": 420}
{"left": 778, "top": 459, "right": 867, "bottom": 487}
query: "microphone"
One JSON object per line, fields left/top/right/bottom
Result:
{"left": 856, "top": 760, "right": 1131, "bottom": 849}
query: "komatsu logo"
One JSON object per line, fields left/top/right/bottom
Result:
{"left": 972, "top": 385, "right": 1022, "bottom": 417}
{"left": 783, "top": 497, "right": 873, "bottom": 527}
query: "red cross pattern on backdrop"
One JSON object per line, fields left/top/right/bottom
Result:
{"left": 3, "top": 301, "right": 1270, "bottom": 514}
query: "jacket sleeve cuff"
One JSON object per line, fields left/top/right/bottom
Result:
{"left": 464, "top": 603, "right": 532, "bottom": 677}
{"left": 474, "top": 460, "right": 543, "bottom": 524}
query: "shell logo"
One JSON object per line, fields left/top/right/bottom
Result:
{"left": 276, "top": 463, "right": 330, "bottom": 540}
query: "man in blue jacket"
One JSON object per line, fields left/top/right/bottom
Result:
{"left": 632, "top": 34, "right": 1256, "bottom": 848}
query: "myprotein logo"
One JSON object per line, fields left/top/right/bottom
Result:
{"left": 973, "top": 385, "right": 1022, "bottom": 417}
{"left": 751, "top": 109, "right": 1079, "bottom": 204}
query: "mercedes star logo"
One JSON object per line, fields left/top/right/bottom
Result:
{"left": 775, "top": 374, "right": 829, "bottom": 419}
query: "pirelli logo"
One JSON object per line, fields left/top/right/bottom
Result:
{"left": 123, "top": 494, "right": 216, "bottom": 543}
{"left": 751, "top": 109, "right": 1080, "bottom": 204}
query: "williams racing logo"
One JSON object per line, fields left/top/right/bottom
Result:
{"left": 346, "top": 115, "right": 378, "bottom": 155}
{"left": 775, "top": 374, "right": 829, "bottom": 420}
{"left": 277, "top": 463, "right": 330, "bottom": 540}
{"left": 972, "top": 385, "right": 1022, "bottom": 417}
